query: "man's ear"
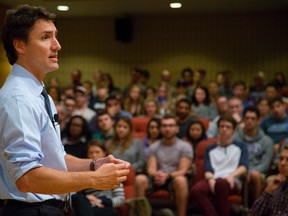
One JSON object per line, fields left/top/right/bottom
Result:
{"left": 13, "top": 39, "right": 26, "bottom": 54}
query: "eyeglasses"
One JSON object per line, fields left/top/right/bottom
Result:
{"left": 244, "top": 116, "right": 257, "bottom": 121}
{"left": 161, "top": 124, "right": 177, "bottom": 128}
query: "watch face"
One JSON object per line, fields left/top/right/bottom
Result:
{"left": 90, "top": 159, "right": 96, "bottom": 171}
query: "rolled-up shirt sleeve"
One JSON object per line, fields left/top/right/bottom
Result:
{"left": 0, "top": 64, "right": 67, "bottom": 201}
{"left": 2, "top": 95, "right": 45, "bottom": 181}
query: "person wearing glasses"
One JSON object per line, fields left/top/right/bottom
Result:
{"left": 135, "top": 114, "right": 193, "bottom": 216}
{"left": 0, "top": 5, "right": 130, "bottom": 216}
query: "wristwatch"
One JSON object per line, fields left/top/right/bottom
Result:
{"left": 90, "top": 159, "right": 97, "bottom": 171}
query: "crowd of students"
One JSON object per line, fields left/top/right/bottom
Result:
{"left": 46, "top": 67, "right": 288, "bottom": 216}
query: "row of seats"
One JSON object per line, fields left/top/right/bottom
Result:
{"left": 119, "top": 137, "right": 249, "bottom": 215}
{"left": 122, "top": 114, "right": 288, "bottom": 215}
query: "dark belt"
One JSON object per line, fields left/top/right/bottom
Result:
{"left": 4, "top": 199, "right": 69, "bottom": 212}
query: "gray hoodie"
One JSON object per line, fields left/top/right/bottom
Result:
{"left": 233, "top": 128, "right": 273, "bottom": 174}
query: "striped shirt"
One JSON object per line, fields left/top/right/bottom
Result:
{"left": 83, "top": 183, "right": 125, "bottom": 207}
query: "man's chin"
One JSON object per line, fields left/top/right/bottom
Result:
{"left": 49, "top": 63, "right": 59, "bottom": 71}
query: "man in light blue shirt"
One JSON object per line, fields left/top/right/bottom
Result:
{"left": 0, "top": 5, "right": 130, "bottom": 216}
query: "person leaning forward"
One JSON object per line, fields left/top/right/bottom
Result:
{"left": 0, "top": 5, "right": 130, "bottom": 216}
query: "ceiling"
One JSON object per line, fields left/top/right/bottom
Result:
{"left": 1, "top": 0, "right": 288, "bottom": 17}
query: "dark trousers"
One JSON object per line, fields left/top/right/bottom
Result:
{"left": 72, "top": 193, "right": 118, "bottom": 216}
{"left": 191, "top": 178, "right": 240, "bottom": 216}
{"left": 3, "top": 201, "right": 65, "bottom": 216}
{"left": 0, "top": 200, "right": 4, "bottom": 216}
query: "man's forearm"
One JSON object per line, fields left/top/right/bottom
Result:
{"left": 170, "top": 168, "right": 190, "bottom": 178}
{"left": 16, "top": 166, "right": 95, "bottom": 194}
{"left": 15, "top": 162, "right": 129, "bottom": 195}
{"left": 229, "top": 166, "right": 247, "bottom": 178}
{"left": 65, "top": 154, "right": 91, "bottom": 172}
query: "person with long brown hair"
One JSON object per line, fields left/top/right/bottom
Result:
{"left": 107, "top": 117, "right": 145, "bottom": 173}
{"left": 123, "top": 84, "right": 144, "bottom": 117}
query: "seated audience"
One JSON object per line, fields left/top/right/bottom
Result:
{"left": 91, "top": 70, "right": 102, "bottom": 97}
{"left": 206, "top": 96, "right": 229, "bottom": 138}
{"left": 73, "top": 86, "right": 96, "bottom": 122}
{"left": 122, "top": 68, "right": 142, "bottom": 98}
{"left": 174, "top": 80, "right": 188, "bottom": 101}
{"left": 216, "top": 71, "right": 224, "bottom": 86}
{"left": 249, "top": 74, "right": 266, "bottom": 104}
{"left": 270, "top": 72, "right": 286, "bottom": 90}
{"left": 71, "top": 68, "right": 82, "bottom": 89}
{"left": 143, "top": 117, "right": 162, "bottom": 158}
{"left": 82, "top": 80, "right": 96, "bottom": 105}
{"left": 61, "top": 85, "right": 75, "bottom": 101}
{"left": 184, "top": 120, "right": 207, "bottom": 158}
{"left": 47, "top": 86, "right": 62, "bottom": 105}
{"left": 89, "top": 95, "right": 132, "bottom": 134}
{"left": 138, "top": 69, "right": 150, "bottom": 92}
{"left": 123, "top": 84, "right": 144, "bottom": 116}
{"left": 73, "top": 140, "right": 125, "bottom": 216}
{"left": 55, "top": 103, "right": 68, "bottom": 135}
{"left": 89, "top": 83, "right": 109, "bottom": 113}
{"left": 219, "top": 70, "right": 233, "bottom": 99}
{"left": 232, "top": 80, "right": 252, "bottom": 108}
{"left": 135, "top": 115, "right": 193, "bottom": 216}
{"left": 107, "top": 117, "right": 145, "bottom": 174}
{"left": 233, "top": 106, "right": 274, "bottom": 204}
{"left": 191, "top": 86, "right": 218, "bottom": 120}
{"left": 260, "top": 97, "right": 288, "bottom": 165}
{"left": 256, "top": 98, "right": 270, "bottom": 124}
{"left": 101, "top": 72, "right": 121, "bottom": 96}
{"left": 208, "top": 80, "right": 220, "bottom": 105}
{"left": 174, "top": 98, "right": 196, "bottom": 138}
{"left": 62, "top": 115, "right": 91, "bottom": 158}
{"left": 144, "top": 86, "right": 157, "bottom": 100}
{"left": 228, "top": 97, "right": 244, "bottom": 128}
{"left": 188, "top": 69, "right": 205, "bottom": 98}
{"left": 158, "top": 69, "right": 176, "bottom": 99}
{"left": 92, "top": 110, "right": 114, "bottom": 144}
{"left": 106, "top": 95, "right": 132, "bottom": 120}
{"left": 142, "top": 98, "right": 161, "bottom": 119}
{"left": 156, "top": 83, "right": 174, "bottom": 116}
{"left": 191, "top": 114, "right": 248, "bottom": 216}
{"left": 265, "top": 83, "right": 280, "bottom": 101}
{"left": 249, "top": 145, "right": 288, "bottom": 216}
{"left": 181, "top": 67, "right": 194, "bottom": 95}
{"left": 63, "top": 96, "right": 76, "bottom": 120}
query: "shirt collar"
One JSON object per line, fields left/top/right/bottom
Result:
{"left": 11, "top": 64, "right": 43, "bottom": 96}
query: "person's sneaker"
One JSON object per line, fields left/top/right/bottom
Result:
{"left": 153, "top": 208, "right": 175, "bottom": 216}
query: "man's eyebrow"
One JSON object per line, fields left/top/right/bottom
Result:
{"left": 41, "top": 30, "right": 58, "bottom": 35}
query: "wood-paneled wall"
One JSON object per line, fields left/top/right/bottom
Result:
{"left": 0, "top": 5, "right": 287, "bottom": 88}
{"left": 49, "top": 12, "right": 288, "bottom": 88}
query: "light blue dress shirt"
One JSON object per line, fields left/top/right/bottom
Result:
{"left": 0, "top": 64, "right": 67, "bottom": 202}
